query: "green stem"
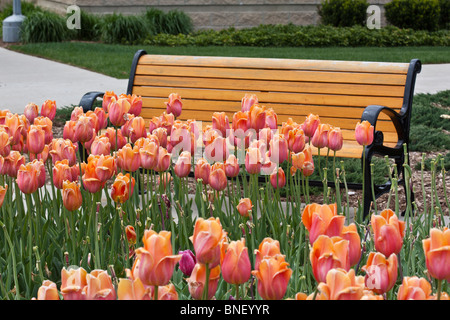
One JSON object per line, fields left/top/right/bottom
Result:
{"left": 202, "top": 263, "right": 210, "bottom": 300}
{"left": 0, "top": 220, "right": 20, "bottom": 300}
{"left": 437, "top": 279, "right": 442, "bottom": 300}
{"left": 154, "top": 285, "right": 159, "bottom": 300}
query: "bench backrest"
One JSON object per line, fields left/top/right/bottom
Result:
{"left": 127, "top": 50, "right": 420, "bottom": 158}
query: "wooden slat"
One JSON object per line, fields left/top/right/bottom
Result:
{"left": 133, "top": 86, "right": 404, "bottom": 109}
{"left": 138, "top": 55, "right": 410, "bottom": 74}
{"left": 135, "top": 65, "right": 407, "bottom": 86}
{"left": 133, "top": 75, "right": 406, "bottom": 98}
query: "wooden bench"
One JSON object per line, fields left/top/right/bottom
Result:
{"left": 80, "top": 49, "right": 422, "bottom": 218}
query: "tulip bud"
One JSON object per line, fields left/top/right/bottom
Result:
{"left": 179, "top": 249, "right": 197, "bottom": 277}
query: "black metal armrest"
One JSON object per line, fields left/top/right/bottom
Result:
{"left": 79, "top": 91, "right": 105, "bottom": 113}
{"left": 361, "top": 104, "right": 407, "bottom": 149}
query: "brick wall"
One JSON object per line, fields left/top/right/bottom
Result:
{"left": 33, "top": 0, "right": 391, "bottom": 30}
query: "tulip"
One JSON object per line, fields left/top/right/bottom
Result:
{"left": 190, "top": 217, "right": 227, "bottom": 268}
{"left": 355, "top": 120, "right": 374, "bottom": 146}
{"left": 139, "top": 139, "right": 159, "bottom": 170}
{"left": 179, "top": 249, "right": 197, "bottom": 277}
{"left": 104, "top": 127, "right": 127, "bottom": 151}
{"left": 291, "top": 151, "right": 305, "bottom": 171}
{"left": 93, "top": 107, "right": 108, "bottom": 131}
{"left": 60, "top": 267, "right": 88, "bottom": 300}
{"left": 153, "top": 146, "right": 171, "bottom": 172}
{"left": 74, "top": 115, "right": 95, "bottom": 144}
{"left": 187, "top": 263, "right": 221, "bottom": 300}
{"left": 315, "top": 268, "right": 365, "bottom": 300}
{"left": 248, "top": 104, "right": 266, "bottom": 132}
{"left": 85, "top": 110, "right": 99, "bottom": 134}
{"left": 52, "top": 160, "right": 75, "bottom": 189}
{"left": 165, "top": 93, "right": 183, "bottom": 118}
{"left": 159, "top": 112, "right": 174, "bottom": 136}
{"left": 4, "top": 151, "right": 25, "bottom": 178}
{"left": 34, "top": 280, "right": 60, "bottom": 300}
{"left": 41, "top": 99, "right": 56, "bottom": 121}
{"left": 209, "top": 163, "right": 227, "bottom": 192}
{"left": 16, "top": 162, "right": 40, "bottom": 194}
{"left": 287, "top": 127, "right": 305, "bottom": 153}
{"left": 109, "top": 96, "right": 131, "bottom": 127}
{"left": 302, "top": 145, "right": 315, "bottom": 176}
{"left": 33, "top": 116, "right": 53, "bottom": 145}
{"left": 70, "top": 106, "right": 84, "bottom": 121}
{"left": 90, "top": 135, "right": 111, "bottom": 156}
{"left": 24, "top": 103, "right": 39, "bottom": 124}
{"left": 311, "top": 123, "right": 330, "bottom": 149}
{"left": 82, "top": 156, "right": 105, "bottom": 194}
{"left": 62, "top": 120, "right": 77, "bottom": 143}
{"left": 49, "top": 138, "right": 78, "bottom": 166}
{"left": 224, "top": 154, "right": 240, "bottom": 178}
{"left": 397, "top": 276, "right": 432, "bottom": 300}
{"left": 194, "top": 158, "right": 211, "bottom": 185}
{"left": 0, "top": 184, "right": 7, "bottom": 208}
{"left": 245, "top": 146, "right": 262, "bottom": 175}
{"left": 254, "top": 238, "right": 281, "bottom": 270}
{"left": 241, "top": 93, "right": 258, "bottom": 113}
{"left": 310, "top": 235, "right": 350, "bottom": 283}
{"left": 158, "top": 283, "right": 179, "bottom": 300}
{"left": 236, "top": 198, "right": 253, "bottom": 218}
{"left": 252, "top": 254, "right": 292, "bottom": 300}
{"left": 205, "top": 135, "right": 229, "bottom": 163}
{"left": 31, "top": 159, "right": 46, "bottom": 189}
{"left": 302, "top": 203, "right": 339, "bottom": 244}
{"left": 129, "top": 94, "right": 143, "bottom": 116}
{"left": 125, "top": 225, "right": 137, "bottom": 247}
{"left": 302, "top": 114, "right": 320, "bottom": 139}
{"left": 371, "top": 209, "right": 405, "bottom": 257}
{"left": 341, "top": 224, "right": 362, "bottom": 267}
{"left": 422, "top": 228, "right": 450, "bottom": 281}
{"left": 83, "top": 269, "right": 116, "bottom": 300}
{"left": 127, "top": 116, "right": 148, "bottom": 144}
{"left": 268, "top": 134, "right": 289, "bottom": 165}
{"left": 328, "top": 126, "right": 343, "bottom": 152}
{"left": 265, "top": 108, "right": 278, "bottom": 130}
{"left": 221, "top": 239, "right": 251, "bottom": 285}
{"left": 212, "top": 112, "right": 230, "bottom": 138}
{"left": 136, "top": 230, "right": 182, "bottom": 287}
{"left": 117, "top": 143, "right": 141, "bottom": 172}
{"left": 26, "top": 124, "right": 46, "bottom": 156}
{"left": 4, "top": 113, "right": 24, "bottom": 146}
{"left": 62, "top": 180, "right": 83, "bottom": 212}
{"left": 362, "top": 252, "right": 398, "bottom": 295}
{"left": 117, "top": 278, "right": 151, "bottom": 300}
{"left": 232, "top": 111, "right": 250, "bottom": 133}
{"left": 102, "top": 91, "right": 118, "bottom": 112}
{"left": 0, "top": 127, "right": 12, "bottom": 157}
{"left": 111, "top": 173, "right": 135, "bottom": 203}
{"left": 174, "top": 151, "right": 191, "bottom": 178}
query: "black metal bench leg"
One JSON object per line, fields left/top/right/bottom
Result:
{"left": 362, "top": 154, "right": 373, "bottom": 221}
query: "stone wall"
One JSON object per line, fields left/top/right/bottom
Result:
{"left": 32, "top": 0, "right": 392, "bottom": 30}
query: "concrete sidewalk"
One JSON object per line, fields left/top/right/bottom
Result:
{"left": 0, "top": 46, "right": 449, "bottom": 114}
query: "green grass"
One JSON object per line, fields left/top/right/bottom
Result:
{"left": 7, "top": 42, "right": 450, "bottom": 79}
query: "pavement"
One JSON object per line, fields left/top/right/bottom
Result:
{"left": 0, "top": 46, "right": 449, "bottom": 114}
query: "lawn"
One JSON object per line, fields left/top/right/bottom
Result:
{"left": 8, "top": 42, "right": 450, "bottom": 79}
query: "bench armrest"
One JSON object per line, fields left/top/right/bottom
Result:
{"left": 361, "top": 104, "right": 407, "bottom": 149}
{"left": 79, "top": 91, "right": 105, "bottom": 113}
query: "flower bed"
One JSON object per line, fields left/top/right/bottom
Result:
{"left": 0, "top": 92, "right": 448, "bottom": 301}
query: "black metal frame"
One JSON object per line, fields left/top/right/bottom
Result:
{"left": 78, "top": 50, "right": 422, "bottom": 220}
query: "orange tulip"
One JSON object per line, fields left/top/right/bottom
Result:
{"left": 129, "top": 94, "right": 143, "bottom": 116}
{"left": 268, "top": 133, "right": 288, "bottom": 165}
{"left": 0, "top": 127, "right": 12, "bottom": 157}
{"left": 265, "top": 108, "right": 278, "bottom": 130}
{"left": 62, "top": 180, "right": 83, "bottom": 212}
{"left": 90, "top": 135, "right": 111, "bottom": 156}
{"left": 291, "top": 151, "right": 305, "bottom": 170}
{"left": 254, "top": 237, "right": 281, "bottom": 270}
{"left": 251, "top": 254, "right": 292, "bottom": 300}
{"left": 187, "top": 263, "right": 221, "bottom": 300}
{"left": 0, "top": 184, "right": 7, "bottom": 208}
{"left": 310, "top": 235, "right": 350, "bottom": 283}
{"left": 302, "top": 114, "right": 320, "bottom": 139}
{"left": 159, "top": 112, "right": 174, "bottom": 136}
{"left": 41, "top": 99, "right": 56, "bottom": 121}
{"left": 315, "top": 268, "right": 365, "bottom": 300}
{"left": 224, "top": 154, "right": 240, "bottom": 178}
{"left": 109, "top": 96, "right": 131, "bottom": 127}
{"left": 126, "top": 225, "right": 137, "bottom": 246}
{"left": 53, "top": 159, "right": 78, "bottom": 189}
{"left": 328, "top": 126, "right": 343, "bottom": 151}
{"left": 34, "top": 280, "right": 60, "bottom": 300}
{"left": 302, "top": 145, "right": 314, "bottom": 176}
{"left": 212, "top": 112, "right": 230, "bottom": 138}
{"left": 117, "top": 278, "right": 151, "bottom": 300}
{"left": 241, "top": 93, "right": 258, "bottom": 113}
{"left": 157, "top": 283, "right": 179, "bottom": 300}
{"left": 111, "top": 173, "right": 135, "bottom": 203}
{"left": 355, "top": 120, "right": 374, "bottom": 146}
{"left": 82, "top": 156, "right": 105, "bottom": 194}
{"left": 422, "top": 228, "right": 450, "bottom": 281}
{"left": 209, "top": 162, "right": 227, "bottom": 191}
{"left": 221, "top": 239, "right": 251, "bottom": 285}
{"left": 4, "top": 150, "right": 25, "bottom": 178}
{"left": 60, "top": 267, "right": 88, "bottom": 300}
{"left": 93, "top": 107, "right": 108, "bottom": 131}
{"left": 245, "top": 146, "right": 262, "bottom": 175}
{"left": 194, "top": 158, "right": 211, "bottom": 185}
{"left": 4, "top": 113, "right": 24, "bottom": 145}
{"left": 16, "top": 162, "right": 40, "bottom": 194}
{"left": 70, "top": 106, "right": 84, "bottom": 121}
{"left": 136, "top": 230, "right": 182, "bottom": 287}
{"left": 127, "top": 116, "right": 148, "bottom": 144}
{"left": 248, "top": 104, "right": 266, "bottom": 132}
{"left": 362, "top": 252, "right": 398, "bottom": 295}
{"left": 341, "top": 224, "right": 362, "bottom": 267}
{"left": 139, "top": 138, "right": 159, "bottom": 170}
{"left": 174, "top": 151, "right": 191, "bottom": 178}
{"left": 270, "top": 167, "right": 286, "bottom": 189}
{"left": 165, "top": 93, "right": 183, "bottom": 118}
{"left": 49, "top": 138, "right": 77, "bottom": 166}
{"left": 236, "top": 198, "right": 253, "bottom": 218}
{"left": 62, "top": 120, "right": 77, "bottom": 143}
{"left": 33, "top": 116, "right": 53, "bottom": 144}
{"left": 102, "top": 91, "right": 118, "bottom": 112}
{"left": 74, "top": 115, "right": 95, "bottom": 144}
{"left": 24, "top": 103, "right": 39, "bottom": 124}
{"left": 287, "top": 127, "right": 305, "bottom": 153}
{"left": 190, "top": 217, "right": 227, "bottom": 268}
{"left": 371, "top": 209, "right": 405, "bottom": 257}
{"left": 232, "top": 111, "right": 250, "bottom": 133}
{"left": 83, "top": 269, "right": 116, "bottom": 300}
{"left": 104, "top": 127, "right": 127, "bottom": 151}
{"left": 117, "top": 143, "right": 141, "bottom": 172}
{"left": 311, "top": 123, "right": 330, "bottom": 149}
{"left": 302, "top": 203, "right": 340, "bottom": 243}
{"left": 397, "top": 276, "right": 432, "bottom": 300}
{"left": 153, "top": 146, "right": 171, "bottom": 172}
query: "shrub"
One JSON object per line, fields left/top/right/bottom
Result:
{"left": 20, "top": 11, "right": 70, "bottom": 43}
{"left": 318, "top": 0, "right": 369, "bottom": 27}
{"left": 385, "top": 0, "right": 441, "bottom": 31}
{"left": 100, "top": 13, "right": 149, "bottom": 44}
{"left": 144, "top": 7, "right": 193, "bottom": 35}
{"left": 71, "top": 10, "right": 103, "bottom": 41}
{"left": 438, "top": 0, "right": 450, "bottom": 29}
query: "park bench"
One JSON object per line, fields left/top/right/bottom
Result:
{"left": 79, "top": 49, "right": 422, "bottom": 218}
